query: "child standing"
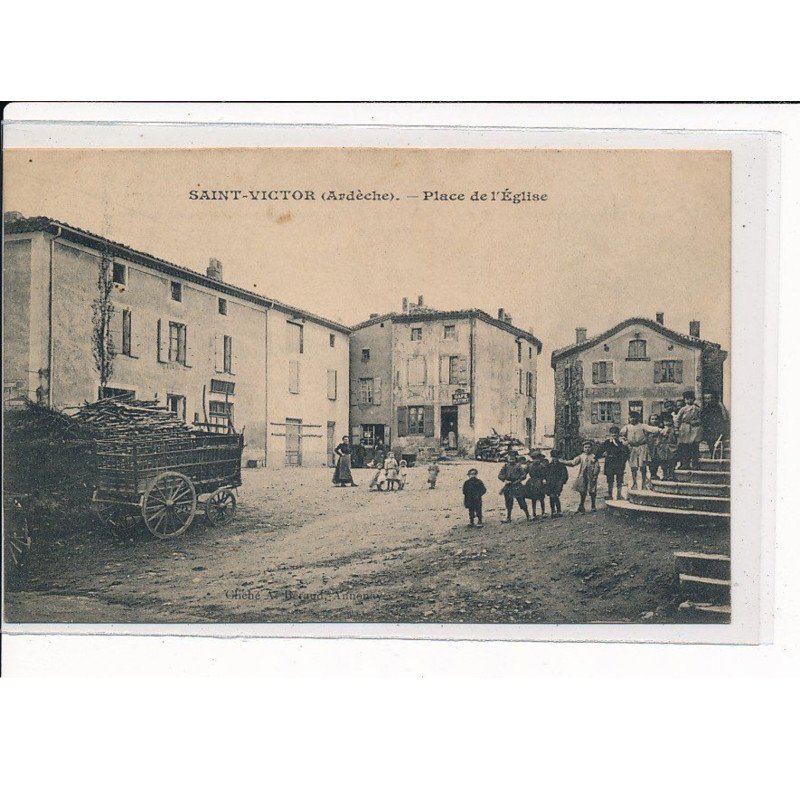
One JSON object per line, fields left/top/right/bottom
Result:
{"left": 620, "top": 412, "right": 662, "bottom": 491}
{"left": 427, "top": 462, "right": 440, "bottom": 489}
{"left": 586, "top": 454, "right": 601, "bottom": 512}
{"left": 563, "top": 441, "right": 596, "bottom": 514}
{"left": 657, "top": 416, "right": 679, "bottom": 480}
{"left": 498, "top": 453, "right": 531, "bottom": 523}
{"left": 545, "top": 450, "right": 568, "bottom": 517}
{"left": 383, "top": 452, "right": 399, "bottom": 490}
{"left": 397, "top": 459, "right": 408, "bottom": 490}
{"left": 462, "top": 468, "right": 487, "bottom": 527}
{"left": 595, "top": 426, "right": 629, "bottom": 500}
{"left": 369, "top": 456, "right": 385, "bottom": 491}
{"left": 525, "top": 453, "right": 548, "bottom": 520}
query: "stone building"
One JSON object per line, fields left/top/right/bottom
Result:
{"left": 3, "top": 214, "right": 350, "bottom": 467}
{"left": 551, "top": 314, "right": 727, "bottom": 457}
{"left": 349, "top": 297, "right": 541, "bottom": 458}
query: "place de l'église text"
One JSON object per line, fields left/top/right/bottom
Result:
{"left": 189, "top": 188, "right": 548, "bottom": 204}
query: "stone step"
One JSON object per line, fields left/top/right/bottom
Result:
{"left": 605, "top": 498, "right": 730, "bottom": 526}
{"left": 652, "top": 480, "right": 729, "bottom": 498}
{"left": 628, "top": 489, "right": 730, "bottom": 514}
{"left": 678, "top": 600, "right": 732, "bottom": 622}
{"left": 674, "top": 550, "right": 731, "bottom": 580}
{"left": 679, "top": 573, "right": 731, "bottom": 604}
{"left": 695, "top": 458, "right": 731, "bottom": 472}
{"left": 674, "top": 469, "right": 730, "bottom": 485}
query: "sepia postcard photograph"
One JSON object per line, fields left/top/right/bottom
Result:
{"left": 1, "top": 115, "right": 774, "bottom": 641}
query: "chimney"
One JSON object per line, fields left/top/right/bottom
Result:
{"left": 402, "top": 297, "right": 409, "bottom": 313}
{"left": 207, "top": 257, "right": 223, "bottom": 281}
{"left": 4, "top": 210, "right": 24, "bottom": 224}
{"left": 655, "top": 312, "right": 664, "bottom": 325}
{"left": 576, "top": 327, "right": 587, "bottom": 344}
{"left": 505, "top": 314, "right": 513, "bottom": 325}
{"left": 417, "top": 294, "right": 424, "bottom": 307}
{"left": 689, "top": 320, "right": 701, "bottom": 338}
{"left": 498, "top": 308, "right": 505, "bottom": 321}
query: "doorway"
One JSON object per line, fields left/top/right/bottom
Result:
{"left": 285, "top": 418, "right": 302, "bottom": 466}
{"left": 440, "top": 406, "right": 458, "bottom": 449}
{"left": 327, "top": 421, "right": 336, "bottom": 467}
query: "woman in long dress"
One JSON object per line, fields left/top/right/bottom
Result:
{"left": 332, "top": 437, "right": 358, "bottom": 487}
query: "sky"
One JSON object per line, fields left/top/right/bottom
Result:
{"left": 4, "top": 147, "right": 731, "bottom": 433}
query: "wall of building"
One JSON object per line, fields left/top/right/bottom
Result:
{"left": 265, "top": 309, "right": 350, "bottom": 468}
{"left": 348, "top": 320, "right": 393, "bottom": 444}
{"left": 473, "top": 319, "right": 537, "bottom": 446}
{"left": 553, "top": 324, "right": 703, "bottom": 452}
{"left": 552, "top": 353, "right": 584, "bottom": 457}
{"left": 3, "top": 236, "right": 33, "bottom": 400}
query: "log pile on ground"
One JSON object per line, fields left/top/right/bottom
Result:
{"left": 475, "top": 429, "right": 527, "bottom": 461}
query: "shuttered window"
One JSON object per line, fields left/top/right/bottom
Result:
{"left": 627, "top": 339, "right": 647, "bottom": 359}
{"left": 591, "top": 401, "right": 622, "bottom": 424}
{"left": 327, "top": 369, "right": 337, "bottom": 400}
{"left": 592, "top": 361, "right": 613, "bottom": 384}
{"left": 122, "top": 309, "right": 132, "bottom": 356}
{"left": 654, "top": 360, "right": 683, "bottom": 384}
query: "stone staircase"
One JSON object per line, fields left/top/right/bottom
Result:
{"left": 674, "top": 550, "right": 731, "bottom": 621}
{"left": 606, "top": 457, "right": 731, "bottom": 526}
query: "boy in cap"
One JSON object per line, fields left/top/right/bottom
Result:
{"left": 498, "top": 453, "right": 531, "bottom": 523}
{"left": 545, "top": 449, "right": 568, "bottom": 517}
{"left": 463, "top": 468, "right": 487, "bottom": 527}
{"left": 620, "top": 412, "right": 662, "bottom": 491}
{"left": 595, "top": 426, "right": 629, "bottom": 500}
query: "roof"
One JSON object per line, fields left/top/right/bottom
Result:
{"left": 550, "top": 317, "right": 725, "bottom": 368}
{"left": 4, "top": 215, "right": 351, "bottom": 334}
{"left": 353, "top": 308, "right": 543, "bottom": 351}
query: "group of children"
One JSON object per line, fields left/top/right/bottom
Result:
{"left": 367, "top": 452, "right": 409, "bottom": 491}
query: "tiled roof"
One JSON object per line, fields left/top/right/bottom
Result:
{"left": 4, "top": 215, "right": 352, "bottom": 334}
{"left": 353, "top": 308, "right": 543, "bottom": 351}
{"left": 550, "top": 317, "right": 724, "bottom": 368}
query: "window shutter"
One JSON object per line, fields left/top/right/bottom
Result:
{"left": 592, "top": 362, "right": 599, "bottom": 384}
{"left": 327, "top": 369, "right": 337, "bottom": 400}
{"left": 185, "top": 326, "right": 193, "bottom": 366}
{"left": 397, "top": 406, "right": 408, "bottom": 437}
{"left": 607, "top": 361, "right": 613, "bottom": 383}
{"left": 675, "top": 360, "right": 683, "bottom": 383}
{"left": 612, "top": 403, "right": 622, "bottom": 424}
{"left": 423, "top": 405, "right": 435, "bottom": 437}
{"left": 439, "top": 355, "right": 448, "bottom": 384}
{"left": 458, "top": 356, "right": 469, "bottom": 385}
{"left": 230, "top": 338, "right": 238, "bottom": 375}
{"left": 110, "top": 306, "right": 123, "bottom": 355}
{"left": 214, "top": 334, "right": 222, "bottom": 372}
{"left": 654, "top": 361, "right": 661, "bottom": 384}
{"left": 590, "top": 402, "right": 599, "bottom": 424}
{"left": 157, "top": 319, "right": 167, "bottom": 362}
{"left": 373, "top": 376, "right": 382, "bottom": 405}
{"left": 422, "top": 356, "right": 428, "bottom": 384}
{"left": 350, "top": 378, "right": 358, "bottom": 406}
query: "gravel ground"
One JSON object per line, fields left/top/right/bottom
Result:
{"left": 5, "top": 462, "right": 730, "bottom": 624}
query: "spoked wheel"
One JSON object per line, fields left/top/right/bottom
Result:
{"left": 142, "top": 471, "right": 197, "bottom": 539}
{"left": 204, "top": 488, "right": 237, "bottom": 526}
{"left": 93, "top": 498, "right": 141, "bottom": 534}
{"left": 4, "top": 503, "right": 31, "bottom": 577}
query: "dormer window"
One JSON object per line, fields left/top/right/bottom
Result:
{"left": 627, "top": 339, "right": 647, "bottom": 360}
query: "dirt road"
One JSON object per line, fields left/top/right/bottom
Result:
{"left": 5, "top": 463, "right": 729, "bottom": 624}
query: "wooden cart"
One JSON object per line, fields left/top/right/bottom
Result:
{"left": 91, "top": 431, "right": 244, "bottom": 539}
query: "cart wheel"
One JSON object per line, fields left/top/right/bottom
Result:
{"left": 93, "top": 501, "right": 141, "bottom": 534}
{"left": 142, "top": 471, "right": 197, "bottom": 539}
{"left": 205, "top": 488, "right": 237, "bottom": 526}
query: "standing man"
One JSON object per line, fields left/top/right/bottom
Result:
{"left": 498, "top": 453, "right": 531, "bottom": 523}
{"left": 596, "top": 426, "right": 630, "bottom": 500}
{"left": 700, "top": 391, "right": 729, "bottom": 456}
{"left": 675, "top": 390, "right": 704, "bottom": 469}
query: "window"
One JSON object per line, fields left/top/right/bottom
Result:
{"left": 327, "top": 369, "right": 337, "bottom": 400}
{"left": 287, "top": 322, "right": 304, "bottom": 353}
{"left": 218, "top": 297, "right": 227, "bottom": 315}
{"left": 329, "top": 333, "right": 336, "bottom": 348}
{"left": 518, "top": 368, "right": 524, "bottom": 394}
{"left": 526, "top": 371, "right": 534, "bottom": 397}
{"left": 407, "top": 356, "right": 427, "bottom": 385}
{"left": 654, "top": 359, "right": 683, "bottom": 384}
{"left": 408, "top": 406, "right": 425, "bottom": 435}
{"left": 592, "top": 401, "right": 622, "bottom": 424}
{"left": 517, "top": 341, "right": 522, "bottom": 363}
{"left": 564, "top": 365, "right": 573, "bottom": 391}
{"left": 166, "top": 394, "right": 186, "bottom": 420}
{"left": 210, "top": 379, "right": 235, "bottom": 396}
{"left": 361, "top": 424, "right": 384, "bottom": 446}
{"left": 99, "top": 386, "right": 135, "bottom": 400}
{"left": 122, "top": 309, "right": 132, "bottom": 356}
{"left": 289, "top": 360, "right": 300, "bottom": 394}
{"left": 444, "top": 324, "right": 456, "bottom": 340}
{"left": 209, "top": 400, "right": 233, "bottom": 430}
{"left": 411, "top": 327, "right": 422, "bottom": 341}
{"left": 171, "top": 281, "right": 182, "bottom": 302}
{"left": 112, "top": 262, "right": 127, "bottom": 285}
{"left": 529, "top": 346, "right": 533, "bottom": 360}
{"left": 592, "top": 361, "right": 613, "bottom": 384}
{"left": 168, "top": 322, "right": 187, "bottom": 364}
{"left": 223, "top": 335, "right": 233, "bottom": 374}
{"left": 359, "top": 378, "right": 374, "bottom": 404}
{"left": 361, "top": 348, "right": 371, "bottom": 362}
{"left": 448, "top": 356, "right": 460, "bottom": 385}
{"left": 627, "top": 339, "right": 647, "bottom": 360}
{"left": 564, "top": 403, "right": 572, "bottom": 425}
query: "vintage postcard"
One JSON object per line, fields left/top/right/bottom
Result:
{"left": 1, "top": 116, "right": 776, "bottom": 642}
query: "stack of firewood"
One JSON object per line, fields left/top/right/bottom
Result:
{"left": 69, "top": 397, "right": 195, "bottom": 439}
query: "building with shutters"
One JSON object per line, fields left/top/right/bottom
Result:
{"left": 551, "top": 314, "right": 727, "bottom": 458}
{"left": 3, "top": 214, "right": 350, "bottom": 467}
{"left": 349, "top": 297, "right": 542, "bottom": 458}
